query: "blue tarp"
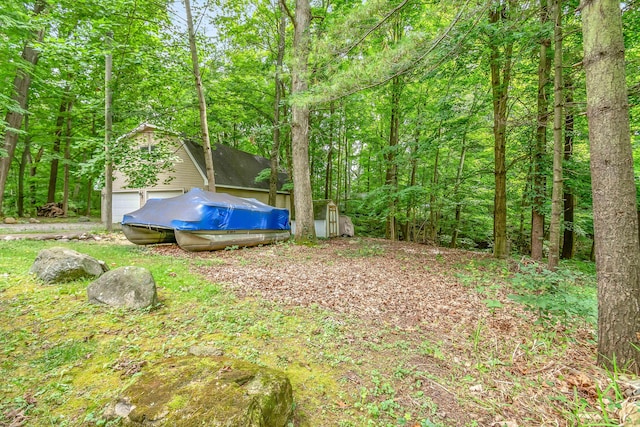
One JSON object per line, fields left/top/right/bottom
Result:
{"left": 121, "top": 188, "right": 290, "bottom": 231}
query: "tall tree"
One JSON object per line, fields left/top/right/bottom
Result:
{"left": 488, "top": 0, "right": 515, "bottom": 259}
{"left": 531, "top": 0, "right": 552, "bottom": 260}
{"left": 184, "top": 0, "right": 216, "bottom": 192}
{"left": 561, "top": 76, "right": 575, "bottom": 259}
{"left": 270, "top": 1, "right": 286, "bottom": 206}
{"left": 0, "top": 0, "right": 46, "bottom": 215}
{"left": 547, "top": 0, "right": 564, "bottom": 270}
{"left": 62, "top": 100, "right": 73, "bottom": 215}
{"left": 290, "top": 0, "right": 316, "bottom": 241}
{"left": 385, "top": 74, "right": 402, "bottom": 241}
{"left": 47, "top": 96, "right": 72, "bottom": 203}
{"left": 383, "top": 12, "right": 404, "bottom": 242}
{"left": 581, "top": 0, "right": 640, "bottom": 372}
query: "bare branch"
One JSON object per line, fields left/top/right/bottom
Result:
{"left": 280, "top": 0, "right": 295, "bottom": 28}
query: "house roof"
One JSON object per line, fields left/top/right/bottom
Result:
{"left": 119, "top": 123, "right": 289, "bottom": 193}
{"left": 182, "top": 138, "right": 290, "bottom": 193}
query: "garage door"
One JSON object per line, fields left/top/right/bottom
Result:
{"left": 113, "top": 191, "right": 140, "bottom": 223}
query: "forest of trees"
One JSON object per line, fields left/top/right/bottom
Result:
{"left": 1, "top": 0, "right": 637, "bottom": 255}
{"left": 1, "top": 0, "right": 640, "bottom": 366}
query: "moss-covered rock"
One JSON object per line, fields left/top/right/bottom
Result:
{"left": 106, "top": 355, "right": 293, "bottom": 426}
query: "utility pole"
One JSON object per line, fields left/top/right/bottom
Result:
{"left": 104, "top": 31, "right": 113, "bottom": 231}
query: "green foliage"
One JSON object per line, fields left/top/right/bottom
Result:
{"left": 111, "top": 134, "right": 179, "bottom": 189}
{"left": 508, "top": 262, "right": 597, "bottom": 327}
{"left": 254, "top": 167, "right": 271, "bottom": 184}
{"left": 1, "top": 0, "right": 636, "bottom": 264}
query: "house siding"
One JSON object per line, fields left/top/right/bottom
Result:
{"left": 112, "top": 131, "right": 205, "bottom": 204}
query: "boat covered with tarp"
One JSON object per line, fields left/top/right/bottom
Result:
{"left": 121, "top": 188, "right": 291, "bottom": 251}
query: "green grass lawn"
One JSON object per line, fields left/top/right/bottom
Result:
{"left": 0, "top": 241, "right": 358, "bottom": 426}
{"left": 0, "top": 238, "right": 611, "bottom": 427}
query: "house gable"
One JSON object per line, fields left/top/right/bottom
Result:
{"left": 112, "top": 128, "right": 205, "bottom": 193}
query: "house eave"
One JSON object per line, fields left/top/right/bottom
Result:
{"left": 216, "top": 184, "right": 289, "bottom": 195}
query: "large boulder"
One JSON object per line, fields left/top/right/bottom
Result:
{"left": 30, "top": 247, "right": 108, "bottom": 284}
{"left": 87, "top": 266, "right": 157, "bottom": 309}
{"left": 106, "top": 356, "right": 293, "bottom": 426}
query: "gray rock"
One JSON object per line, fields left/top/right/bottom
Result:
{"left": 3, "top": 217, "right": 17, "bottom": 224}
{"left": 87, "top": 266, "right": 157, "bottom": 309}
{"left": 30, "top": 247, "right": 108, "bottom": 284}
{"left": 78, "top": 216, "right": 90, "bottom": 222}
{"left": 104, "top": 356, "right": 293, "bottom": 426}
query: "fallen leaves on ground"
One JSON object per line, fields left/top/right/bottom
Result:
{"left": 153, "top": 237, "right": 612, "bottom": 426}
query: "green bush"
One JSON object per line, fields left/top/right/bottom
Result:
{"left": 508, "top": 262, "right": 597, "bottom": 327}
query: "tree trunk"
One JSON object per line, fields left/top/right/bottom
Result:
{"left": 343, "top": 115, "right": 350, "bottom": 209}
{"left": 428, "top": 143, "right": 440, "bottom": 242}
{"left": 17, "top": 112, "right": 31, "bottom": 217}
{"left": 291, "top": 0, "right": 315, "bottom": 241}
{"left": 325, "top": 144, "right": 333, "bottom": 200}
{"left": 450, "top": 139, "right": 468, "bottom": 249}
{"left": 104, "top": 31, "right": 113, "bottom": 231}
{"left": 547, "top": 0, "right": 563, "bottom": 270}
{"left": 385, "top": 19, "right": 402, "bottom": 241}
{"left": 62, "top": 102, "right": 73, "bottom": 216}
{"left": 30, "top": 146, "right": 43, "bottom": 207}
{"left": 531, "top": 0, "right": 551, "bottom": 260}
{"left": 450, "top": 92, "right": 479, "bottom": 248}
{"left": 325, "top": 103, "right": 335, "bottom": 200}
{"left": 385, "top": 75, "right": 402, "bottom": 241}
{"left": 280, "top": 97, "right": 294, "bottom": 217}
{"left": 0, "top": 0, "right": 46, "bottom": 215}
{"left": 269, "top": 2, "right": 286, "bottom": 206}
{"left": 184, "top": 0, "right": 216, "bottom": 192}
{"left": 407, "top": 132, "right": 420, "bottom": 242}
{"left": 489, "top": 1, "right": 515, "bottom": 259}
{"left": 86, "top": 178, "right": 93, "bottom": 217}
{"left": 561, "top": 76, "right": 575, "bottom": 259}
{"left": 48, "top": 97, "right": 71, "bottom": 203}
{"left": 335, "top": 123, "right": 341, "bottom": 206}
{"left": 581, "top": 0, "right": 640, "bottom": 373}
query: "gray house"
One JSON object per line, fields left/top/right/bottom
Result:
{"left": 103, "top": 123, "right": 290, "bottom": 223}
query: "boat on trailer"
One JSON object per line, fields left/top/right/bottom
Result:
{"left": 121, "top": 188, "right": 290, "bottom": 251}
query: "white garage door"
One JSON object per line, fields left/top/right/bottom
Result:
{"left": 113, "top": 191, "right": 140, "bottom": 223}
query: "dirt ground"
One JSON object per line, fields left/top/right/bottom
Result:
{"left": 152, "top": 238, "right": 607, "bottom": 426}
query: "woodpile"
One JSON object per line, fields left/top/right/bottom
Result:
{"left": 37, "top": 203, "right": 64, "bottom": 218}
